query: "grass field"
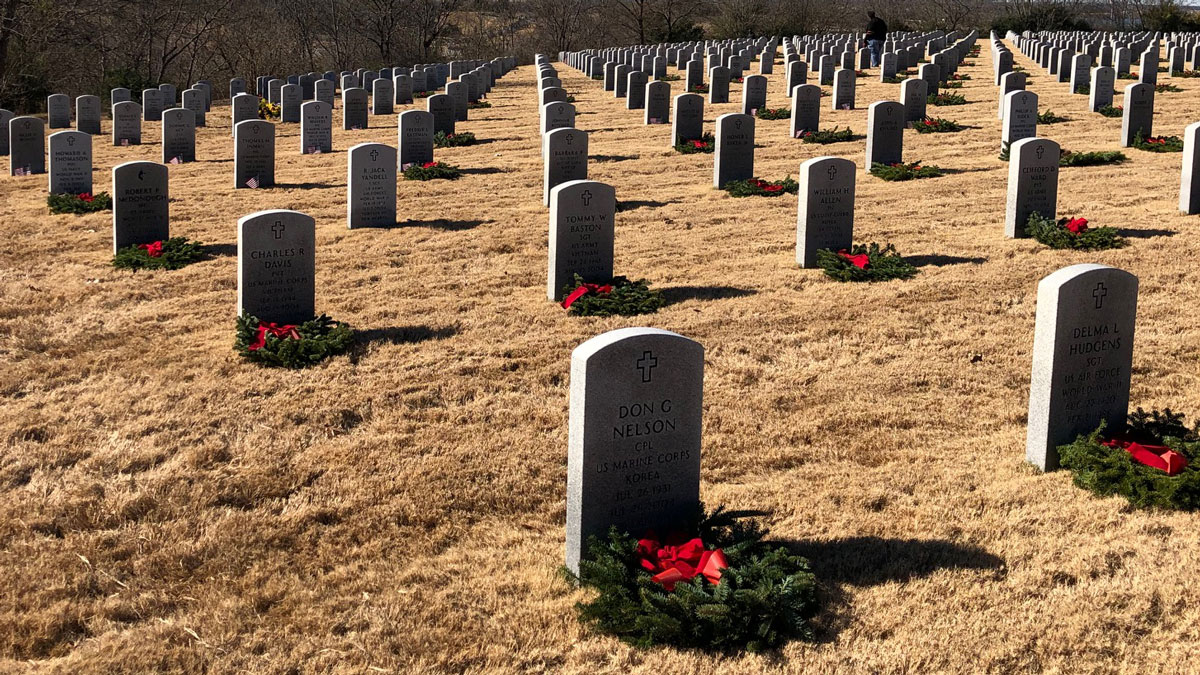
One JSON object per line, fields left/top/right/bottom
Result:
{"left": 2, "top": 41, "right": 1199, "bottom": 673}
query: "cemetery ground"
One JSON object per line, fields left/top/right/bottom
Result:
{"left": 2, "top": 46, "right": 1200, "bottom": 673}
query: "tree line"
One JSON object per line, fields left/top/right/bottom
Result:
{"left": 0, "top": 0, "right": 1195, "bottom": 113}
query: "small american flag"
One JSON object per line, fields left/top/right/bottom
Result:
{"left": 13, "top": 167, "right": 28, "bottom": 176}
{"left": 750, "top": 108, "right": 758, "bottom": 116}
{"left": 401, "top": 163, "right": 414, "bottom": 171}
{"left": 246, "top": 176, "right": 260, "bottom": 189}
{"left": 351, "top": 125, "right": 363, "bottom": 131}
{"left": 794, "top": 131, "right": 805, "bottom": 138}
{"left": 649, "top": 117, "right": 663, "bottom": 124}
{"left": 121, "top": 138, "right": 130, "bottom": 146}
{"left": 307, "top": 146, "right": 322, "bottom": 154}
{"left": 169, "top": 156, "right": 182, "bottom": 165}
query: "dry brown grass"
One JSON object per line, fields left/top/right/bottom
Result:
{"left": 1, "top": 43, "right": 1199, "bottom": 674}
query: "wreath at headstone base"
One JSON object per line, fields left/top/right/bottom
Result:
{"left": 1025, "top": 213, "right": 1127, "bottom": 250}
{"left": 49, "top": 191, "right": 112, "bottom": 214}
{"left": 566, "top": 506, "right": 818, "bottom": 652}
{"left": 1059, "top": 409, "right": 1200, "bottom": 510}
{"left": 112, "top": 238, "right": 205, "bottom": 271}
{"left": 560, "top": 275, "right": 665, "bottom": 317}
{"left": 234, "top": 313, "right": 353, "bottom": 368}
{"left": 816, "top": 243, "right": 918, "bottom": 282}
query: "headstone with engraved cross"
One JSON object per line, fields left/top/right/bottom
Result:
{"left": 9, "top": 116, "right": 45, "bottom": 175}
{"left": 1120, "top": 82, "right": 1154, "bottom": 147}
{"left": 713, "top": 113, "right": 754, "bottom": 189}
{"left": 237, "top": 210, "right": 316, "bottom": 324}
{"left": 48, "top": 130, "right": 92, "bottom": 194}
{"left": 796, "top": 156, "right": 855, "bottom": 267}
{"left": 543, "top": 127, "right": 589, "bottom": 207}
{"left": 347, "top": 143, "right": 397, "bottom": 229}
{"left": 565, "top": 326, "right": 704, "bottom": 574}
{"left": 1005, "top": 137, "right": 1060, "bottom": 238}
{"left": 234, "top": 120, "right": 276, "bottom": 189}
{"left": 864, "top": 100, "right": 904, "bottom": 168}
{"left": 548, "top": 179, "right": 615, "bottom": 301}
{"left": 111, "top": 161, "right": 169, "bottom": 253}
{"left": 161, "top": 108, "right": 196, "bottom": 164}
{"left": 300, "top": 101, "right": 332, "bottom": 154}
{"left": 397, "top": 110, "right": 434, "bottom": 169}
{"left": 1026, "top": 264, "right": 1138, "bottom": 471}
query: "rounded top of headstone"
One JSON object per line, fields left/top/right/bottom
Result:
{"left": 235, "top": 119, "right": 274, "bottom": 135}
{"left": 238, "top": 209, "right": 314, "bottom": 231}
{"left": 572, "top": 327, "right": 701, "bottom": 363}
{"left": 1039, "top": 263, "right": 1136, "bottom": 292}
{"left": 113, "top": 160, "right": 167, "bottom": 179}
{"left": 1011, "top": 136, "right": 1059, "bottom": 154}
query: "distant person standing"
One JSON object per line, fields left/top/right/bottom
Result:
{"left": 865, "top": 11, "right": 888, "bottom": 68}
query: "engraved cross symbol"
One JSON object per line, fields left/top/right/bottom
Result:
{"left": 581, "top": 190, "right": 592, "bottom": 206}
{"left": 272, "top": 220, "right": 285, "bottom": 239}
{"left": 827, "top": 165, "right": 838, "bottom": 180}
{"left": 370, "top": 149, "right": 379, "bottom": 162}
{"left": 66, "top": 136, "right": 75, "bottom": 146}
{"left": 1093, "top": 282, "right": 1107, "bottom": 309}
{"left": 1035, "top": 145, "right": 1045, "bottom": 160}
{"left": 565, "top": 133, "right": 574, "bottom": 145}
{"left": 636, "top": 351, "right": 658, "bottom": 383}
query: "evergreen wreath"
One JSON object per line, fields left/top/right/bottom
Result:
{"left": 1037, "top": 109, "right": 1069, "bottom": 123}
{"left": 112, "top": 238, "right": 204, "bottom": 271}
{"left": 1097, "top": 105, "right": 1123, "bottom": 118}
{"left": 657, "top": 74, "right": 682, "bottom": 82}
{"left": 755, "top": 107, "right": 790, "bottom": 120}
{"left": 948, "top": 73, "right": 971, "bottom": 81}
{"left": 928, "top": 92, "right": 967, "bottom": 106}
{"left": 1074, "top": 83, "right": 1090, "bottom": 95}
{"left": 1117, "top": 72, "right": 1137, "bottom": 80}
{"left": 1059, "top": 409, "right": 1200, "bottom": 511}
{"left": 48, "top": 191, "right": 112, "bottom": 214}
{"left": 560, "top": 275, "right": 665, "bottom": 317}
{"left": 882, "top": 76, "right": 907, "bottom": 84}
{"left": 1154, "top": 83, "right": 1182, "bottom": 93}
{"left": 723, "top": 177, "right": 799, "bottom": 197}
{"left": 942, "top": 80, "right": 964, "bottom": 89}
{"left": 433, "top": 131, "right": 476, "bottom": 147}
{"left": 854, "top": 69, "right": 867, "bottom": 77}
{"left": 1025, "top": 213, "right": 1127, "bottom": 250}
{"left": 869, "top": 161, "right": 944, "bottom": 181}
{"left": 815, "top": 243, "right": 918, "bottom": 282}
{"left": 675, "top": 133, "right": 715, "bottom": 154}
{"left": 912, "top": 117, "right": 963, "bottom": 133}
{"left": 234, "top": 313, "right": 353, "bottom": 368}
{"left": 1177, "top": 70, "right": 1200, "bottom": 78}
{"left": 566, "top": 506, "right": 818, "bottom": 652}
{"left": 1058, "top": 149, "right": 1127, "bottom": 167}
{"left": 689, "top": 84, "right": 709, "bottom": 94}
{"left": 468, "top": 100, "right": 492, "bottom": 109}
{"left": 796, "top": 127, "right": 859, "bottom": 144}
{"left": 1132, "top": 131, "right": 1184, "bottom": 153}
{"left": 402, "top": 161, "right": 462, "bottom": 180}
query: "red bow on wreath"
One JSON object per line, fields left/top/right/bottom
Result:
{"left": 837, "top": 250, "right": 870, "bottom": 269}
{"left": 636, "top": 532, "right": 729, "bottom": 591}
{"left": 138, "top": 241, "right": 164, "bottom": 258}
{"left": 248, "top": 322, "right": 302, "bottom": 351}
{"left": 78, "top": 192, "right": 95, "bottom": 203}
{"left": 1064, "top": 217, "right": 1089, "bottom": 234}
{"left": 1102, "top": 436, "right": 1188, "bottom": 476}
{"left": 561, "top": 283, "right": 613, "bottom": 309}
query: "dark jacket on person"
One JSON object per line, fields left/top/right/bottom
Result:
{"left": 866, "top": 17, "right": 887, "bottom": 41}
